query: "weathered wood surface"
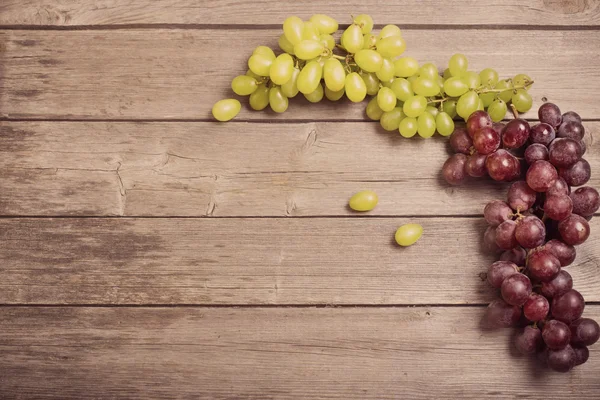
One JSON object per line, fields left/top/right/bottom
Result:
{"left": 1, "top": 306, "right": 599, "bottom": 399}
{"left": 1, "top": 121, "right": 598, "bottom": 216}
{"left": 1, "top": 29, "right": 599, "bottom": 120}
{"left": 1, "top": 0, "right": 599, "bottom": 27}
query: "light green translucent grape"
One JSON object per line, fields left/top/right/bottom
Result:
{"left": 355, "top": 14, "right": 374, "bottom": 34}
{"left": 283, "top": 16, "right": 304, "bottom": 45}
{"left": 403, "top": 95, "right": 427, "bottom": 118}
{"left": 304, "top": 83, "right": 324, "bottom": 103}
{"left": 363, "top": 33, "right": 377, "bottom": 49}
{"left": 349, "top": 190, "right": 378, "bottom": 212}
{"left": 419, "top": 63, "right": 439, "bottom": 80}
{"left": 376, "top": 58, "right": 395, "bottom": 82}
{"left": 456, "top": 90, "right": 479, "bottom": 119}
{"left": 302, "top": 21, "right": 321, "bottom": 41}
{"left": 309, "top": 14, "right": 338, "bottom": 35}
{"left": 360, "top": 72, "right": 380, "bottom": 96}
{"left": 297, "top": 61, "right": 322, "bottom": 94}
{"left": 278, "top": 34, "right": 295, "bottom": 55}
{"left": 436, "top": 112, "right": 455, "bottom": 136}
{"left": 325, "top": 86, "right": 345, "bottom": 101}
{"left": 231, "top": 75, "right": 258, "bottom": 96}
{"left": 412, "top": 77, "right": 440, "bottom": 97}
{"left": 480, "top": 91, "right": 496, "bottom": 108}
{"left": 395, "top": 223, "right": 423, "bottom": 246}
{"left": 407, "top": 74, "right": 419, "bottom": 85}
{"left": 399, "top": 117, "right": 418, "bottom": 138}
{"left": 366, "top": 97, "right": 384, "bottom": 120}
{"left": 248, "top": 54, "right": 274, "bottom": 76}
{"left": 448, "top": 53, "right": 468, "bottom": 77}
{"left": 376, "top": 35, "right": 406, "bottom": 58}
{"left": 252, "top": 46, "right": 276, "bottom": 60}
{"left": 246, "top": 69, "right": 262, "bottom": 80}
{"left": 512, "top": 89, "right": 533, "bottom": 112}
{"left": 443, "top": 68, "right": 452, "bottom": 80}
{"left": 463, "top": 71, "right": 481, "bottom": 89}
{"left": 323, "top": 58, "right": 346, "bottom": 92}
{"left": 487, "top": 99, "right": 507, "bottom": 122}
{"left": 391, "top": 79, "right": 413, "bottom": 101}
{"left": 443, "top": 76, "right": 469, "bottom": 97}
{"left": 212, "top": 99, "right": 241, "bottom": 122}
{"left": 417, "top": 112, "right": 437, "bottom": 138}
{"left": 513, "top": 74, "right": 532, "bottom": 89}
{"left": 345, "top": 72, "right": 367, "bottom": 102}
{"left": 281, "top": 68, "right": 300, "bottom": 98}
{"left": 378, "top": 24, "right": 402, "bottom": 39}
{"left": 394, "top": 57, "right": 419, "bottom": 77}
{"left": 342, "top": 24, "right": 364, "bottom": 53}
{"left": 249, "top": 84, "right": 270, "bottom": 110}
{"left": 381, "top": 79, "right": 394, "bottom": 88}
{"left": 437, "top": 76, "right": 445, "bottom": 95}
{"left": 477, "top": 97, "right": 484, "bottom": 111}
{"left": 496, "top": 79, "right": 513, "bottom": 103}
{"left": 377, "top": 87, "right": 397, "bottom": 112}
{"left": 294, "top": 40, "right": 324, "bottom": 60}
{"left": 443, "top": 99, "right": 458, "bottom": 118}
{"left": 380, "top": 107, "right": 405, "bottom": 131}
{"left": 320, "top": 34, "right": 335, "bottom": 50}
{"left": 355, "top": 49, "right": 383, "bottom": 73}
{"left": 425, "top": 105, "right": 439, "bottom": 118}
{"left": 479, "top": 68, "right": 499, "bottom": 87}
{"left": 269, "top": 53, "right": 294, "bottom": 85}
{"left": 269, "top": 87, "right": 289, "bottom": 113}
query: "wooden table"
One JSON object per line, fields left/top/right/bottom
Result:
{"left": 1, "top": 1, "right": 599, "bottom": 398}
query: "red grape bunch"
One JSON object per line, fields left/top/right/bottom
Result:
{"left": 462, "top": 103, "right": 598, "bottom": 372}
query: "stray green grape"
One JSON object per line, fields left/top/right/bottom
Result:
{"left": 212, "top": 99, "right": 241, "bottom": 122}
{"left": 395, "top": 224, "right": 423, "bottom": 246}
{"left": 349, "top": 190, "right": 378, "bottom": 212}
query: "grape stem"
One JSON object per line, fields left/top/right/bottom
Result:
{"left": 477, "top": 81, "right": 534, "bottom": 94}
{"left": 509, "top": 103, "right": 519, "bottom": 119}
{"left": 331, "top": 54, "right": 346, "bottom": 60}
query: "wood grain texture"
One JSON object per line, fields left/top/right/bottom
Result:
{"left": 1, "top": 306, "right": 600, "bottom": 399}
{"left": 1, "top": 0, "right": 599, "bottom": 27}
{"left": 2, "top": 217, "right": 599, "bottom": 305}
{"left": 1, "top": 29, "right": 600, "bottom": 120}
{"left": 1, "top": 121, "right": 599, "bottom": 217}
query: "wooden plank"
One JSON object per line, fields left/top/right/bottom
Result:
{"left": 2, "top": 217, "right": 599, "bottom": 305}
{"left": 1, "top": 29, "right": 599, "bottom": 120}
{"left": 1, "top": 0, "right": 600, "bottom": 27}
{"left": 1, "top": 121, "right": 598, "bottom": 217}
{"left": 1, "top": 306, "right": 600, "bottom": 399}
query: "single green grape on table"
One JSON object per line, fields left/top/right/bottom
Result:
{"left": 348, "top": 190, "right": 378, "bottom": 212}
{"left": 395, "top": 224, "right": 424, "bottom": 247}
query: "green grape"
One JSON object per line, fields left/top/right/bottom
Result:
{"left": 419, "top": 63, "right": 439, "bottom": 80}
{"left": 479, "top": 91, "right": 496, "bottom": 108}
{"left": 278, "top": 34, "right": 295, "bottom": 55}
{"left": 246, "top": 69, "right": 262, "bottom": 80}
{"left": 479, "top": 68, "right": 499, "bottom": 87}
{"left": 442, "top": 99, "right": 458, "bottom": 118}
{"left": 436, "top": 112, "right": 455, "bottom": 136}
{"left": 381, "top": 79, "right": 394, "bottom": 88}
{"left": 323, "top": 58, "right": 346, "bottom": 92}
{"left": 249, "top": 84, "right": 270, "bottom": 110}
{"left": 231, "top": 75, "right": 258, "bottom": 96}
{"left": 297, "top": 61, "right": 322, "bottom": 94}
{"left": 248, "top": 54, "right": 274, "bottom": 76}
{"left": 283, "top": 16, "right": 304, "bottom": 45}
{"left": 380, "top": 107, "right": 405, "bottom": 131}
{"left": 342, "top": 24, "right": 364, "bottom": 53}
{"left": 395, "top": 223, "right": 423, "bottom": 246}
{"left": 437, "top": 76, "right": 445, "bottom": 95}
{"left": 443, "top": 76, "right": 468, "bottom": 97}
{"left": 378, "top": 24, "right": 402, "bottom": 39}
{"left": 512, "top": 89, "right": 533, "bottom": 112}
{"left": 309, "top": 14, "right": 338, "bottom": 35}
{"left": 407, "top": 74, "right": 419, "bottom": 85}
{"left": 377, "top": 87, "right": 397, "bottom": 112}
{"left": 456, "top": 90, "right": 479, "bottom": 119}
{"left": 269, "top": 53, "right": 294, "bottom": 85}
{"left": 354, "top": 14, "right": 374, "bottom": 34}
{"left": 496, "top": 79, "right": 513, "bottom": 103}
{"left": 425, "top": 105, "right": 439, "bottom": 118}
{"left": 252, "top": 46, "right": 276, "bottom": 60}
{"left": 363, "top": 33, "right": 377, "bottom": 49}
{"left": 302, "top": 21, "right": 321, "bottom": 41}
{"left": 487, "top": 99, "right": 507, "bottom": 122}
{"left": 325, "top": 86, "right": 345, "bottom": 101}
{"left": 320, "top": 34, "right": 335, "bottom": 50}
{"left": 269, "top": 87, "right": 289, "bottom": 113}
{"left": 476, "top": 97, "right": 484, "bottom": 111}
{"left": 513, "top": 73, "right": 532, "bottom": 89}
{"left": 376, "top": 58, "right": 395, "bottom": 82}
{"left": 294, "top": 40, "right": 324, "bottom": 60}
{"left": 442, "top": 68, "right": 452, "bottom": 80}
{"left": 355, "top": 49, "right": 383, "bottom": 73}
{"left": 304, "top": 83, "right": 324, "bottom": 103}
{"left": 412, "top": 77, "right": 440, "bottom": 97}
{"left": 212, "top": 99, "right": 241, "bottom": 122}
{"left": 399, "top": 117, "right": 418, "bottom": 138}
{"left": 376, "top": 35, "right": 406, "bottom": 58}
{"left": 448, "top": 53, "right": 468, "bottom": 77}
{"left": 403, "top": 95, "right": 427, "bottom": 118}
{"left": 281, "top": 68, "right": 300, "bottom": 98}
{"left": 366, "top": 97, "right": 384, "bottom": 120}
{"left": 391, "top": 78, "right": 413, "bottom": 101}
{"left": 360, "top": 72, "right": 380, "bottom": 96}
{"left": 349, "top": 190, "right": 378, "bottom": 212}
{"left": 417, "top": 113, "right": 436, "bottom": 138}
{"left": 394, "top": 57, "right": 419, "bottom": 77}
{"left": 463, "top": 71, "right": 481, "bottom": 89}
{"left": 345, "top": 72, "right": 367, "bottom": 102}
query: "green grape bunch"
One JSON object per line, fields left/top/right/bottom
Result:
{"left": 212, "top": 14, "right": 534, "bottom": 140}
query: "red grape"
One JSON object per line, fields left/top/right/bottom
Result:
{"left": 483, "top": 226, "right": 501, "bottom": 254}
{"left": 558, "top": 214, "right": 590, "bottom": 245}
{"left": 515, "top": 216, "right": 546, "bottom": 248}
{"left": 487, "top": 260, "right": 519, "bottom": 288}
{"left": 547, "top": 177, "right": 570, "bottom": 197}
{"left": 562, "top": 111, "right": 582, "bottom": 125}
{"left": 465, "top": 153, "right": 488, "bottom": 177}
{"left": 552, "top": 289, "right": 585, "bottom": 324}
{"left": 523, "top": 294, "right": 550, "bottom": 322}
{"left": 500, "top": 247, "right": 527, "bottom": 266}
{"left": 557, "top": 121, "right": 585, "bottom": 141}
{"left": 572, "top": 345, "right": 589, "bottom": 366}
{"left": 524, "top": 144, "right": 549, "bottom": 164}
{"left": 507, "top": 181, "right": 537, "bottom": 211}
{"left": 501, "top": 273, "right": 532, "bottom": 306}
{"left": 559, "top": 159, "right": 591, "bottom": 187}
{"left": 484, "top": 299, "right": 522, "bottom": 328}
{"left": 544, "top": 239, "right": 576, "bottom": 267}
{"left": 570, "top": 318, "right": 600, "bottom": 346}
{"left": 486, "top": 150, "right": 521, "bottom": 182}
{"left": 442, "top": 154, "right": 468, "bottom": 185}
{"left": 526, "top": 160, "right": 558, "bottom": 192}
{"left": 543, "top": 319, "right": 571, "bottom": 350}
{"left": 529, "top": 123, "right": 555, "bottom": 146}
{"left": 466, "top": 110, "right": 492, "bottom": 138}
{"left": 527, "top": 249, "right": 561, "bottom": 282}
{"left": 484, "top": 200, "right": 513, "bottom": 226}
{"left": 570, "top": 186, "right": 600, "bottom": 217}
{"left": 515, "top": 326, "right": 544, "bottom": 355}
{"left": 543, "top": 194, "right": 573, "bottom": 221}
{"left": 548, "top": 138, "right": 582, "bottom": 168}
{"left": 473, "top": 127, "right": 500, "bottom": 155}
{"left": 495, "top": 220, "right": 518, "bottom": 250}
{"left": 538, "top": 103, "right": 562, "bottom": 128}
{"left": 449, "top": 127, "right": 473, "bottom": 154}
{"left": 541, "top": 270, "right": 573, "bottom": 299}
{"left": 502, "top": 119, "right": 530, "bottom": 149}
{"left": 547, "top": 345, "right": 576, "bottom": 372}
